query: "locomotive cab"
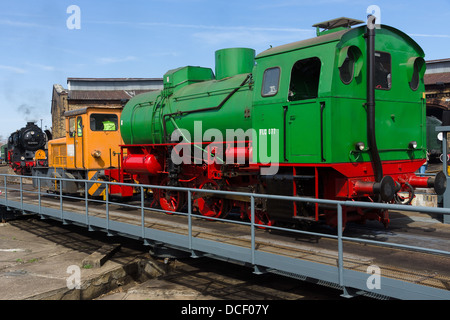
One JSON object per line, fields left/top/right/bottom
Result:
{"left": 32, "top": 106, "right": 133, "bottom": 197}
{"left": 250, "top": 17, "right": 444, "bottom": 226}
{"left": 64, "top": 107, "right": 121, "bottom": 170}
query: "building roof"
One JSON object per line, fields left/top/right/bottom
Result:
{"left": 425, "top": 58, "right": 450, "bottom": 76}
{"left": 54, "top": 77, "right": 165, "bottom": 101}
{"left": 68, "top": 90, "right": 153, "bottom": 101}
{"left": 67, "top": 77, "right": 163, "bottom": 93}
{"left": 67, "top": 77, "right": 162, "bottom": 82}
{"left": 426, "top": 58, "right": 450, "bottom": 64}
{"left": 424, "top": 72, "right": 450, "bottom": 85}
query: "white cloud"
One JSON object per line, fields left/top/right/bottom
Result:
{"left": 0, "top": 65, "right": 26, "bottom": 74}
{"left": 90, "top": 20, "right": 312, "bottom": 33}
{"left": 0, "top": 19, "right": 41, "bottom": 28}
{"left": 26, "top": 62, "right": 55, "bottom": 71}
{"left": 192, "top": 31, "right": 270, "bottom": 47}
{"left": 137, "top": 21, "right": 311, "bottom": 33}
{"left": 192, "top": 29, "right": 314, "bottom": 48}
{"left": 0, "top": 18, "right": 54, "bottom": 29}
{"left": 410, "top": 33, "right": 450, "bottom": 38}
{"left": 96, "top": 56, "right": 137, "bottom": 65}
{"left": 88, "top": 20, "right": 314, "bottom": 47}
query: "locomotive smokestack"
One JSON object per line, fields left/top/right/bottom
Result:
{"left": 366, "top": 15, "right": 383, "bottom": 183}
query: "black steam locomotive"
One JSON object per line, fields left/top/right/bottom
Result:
{"left": 6, "top": 122, "right": 49, "bottom": 176}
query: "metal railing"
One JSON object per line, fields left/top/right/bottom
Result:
{"left": 1, "top": 173, "right": 450, "bottom": 300}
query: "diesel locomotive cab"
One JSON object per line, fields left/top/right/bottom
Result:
{"left": 32, "top": 106, "right": 134, "bottom": 198}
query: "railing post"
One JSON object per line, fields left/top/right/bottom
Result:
{"left": 60, "top": 178, "right": 66, "bottom": 224}
{"left": 188, "top": 190, "right": 192, "bottom": 251}
{"left": 4, "top": 175, "right": 7, "bottom": 203}
{"left": 38, "top": 178, "right": 41, "bottom": 217}
{"left": 106, "top": 183, "right": 112, "bottom": 236}
{"left": 251, "top": 195, "right": 255, "bottom": 265}
{"left": 141, "top": 186, "right": 149, "bottom": 245}
{"left": 251, "top": 195, "right": 265, "bottom": 275}
{"left": 85, "top": 180, "right": 92, "bottom": 231}
{"left": 337, "top": 203, "right": 352, "bottom": 298}
{"left": 20, "top": 176, "right": 23, "bottom": 212}
{"left": 187, "top": 190, "right": 201, "bottom": 258}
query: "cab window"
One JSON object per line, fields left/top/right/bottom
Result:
{"left": 90, "top": 114, "right": 118, "bottom": 131}
{"left": 77, "top": 117, "right": 83, "bottom": 137}
{"left": 261, "top": 67, "right": 280, "bottom": 97}
{"left": 69, "top": 118, "right": 75, "bottom": 137}
{"left": 409, "top": 58, "right": 424, "bottom": 91}
{"left": 375, "top": 51, "right": 391, "bottom": 90}
{"left": 339, "top": 51, "right": 354, "bottom": 84}
{"left": 289, "top": 57, "right": 321, "bottom": 101}
{"left": 410, "top": 63, "right": 419, "bottom": 91}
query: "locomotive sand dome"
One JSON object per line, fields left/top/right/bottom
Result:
{"left": 119, "top": 17, "right": 446, "bottom": 227}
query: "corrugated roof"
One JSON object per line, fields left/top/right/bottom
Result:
{"left": 68, "top": 90, "right": 155, "bottom": 100}
{"left": 67, "top": 77, "right": 163, "bottom": 82}
{"left": 426, "top": 58, "right": 450, "bottom": 64}
{"left": 424, "top": 72, "right": 450, "bottom": 85}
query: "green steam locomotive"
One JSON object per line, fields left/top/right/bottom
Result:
{"left": 118, "top": 17, "right": 446, "bottom": 228}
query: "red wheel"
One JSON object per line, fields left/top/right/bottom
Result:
{"left": 156, "top": 179, "right": 185, "bottom": 214}
{"left": 247, "top": 207, "right": 274, "bottom": 228}
{"left": 193, "top": 180, "right": 229, "bottom": 218}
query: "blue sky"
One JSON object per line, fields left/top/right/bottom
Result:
{"left": 0, "top": 0, "right": 449, "bottom": 141}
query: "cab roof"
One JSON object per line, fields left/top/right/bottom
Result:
{"left": 64, "top": 106, "right": 123, "bottom": 117}
{"left": 256, "top": 24, "right": 424, "bottom": 59}
{"left": 256, "top": 28, "right": 349, "bottom": 59}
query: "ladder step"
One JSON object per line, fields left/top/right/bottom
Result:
{"left": 292, "top": 215, "right": 316, "bottom": 221}
{"left": 293, "top": 175, "right": 315, "bottom": 179}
